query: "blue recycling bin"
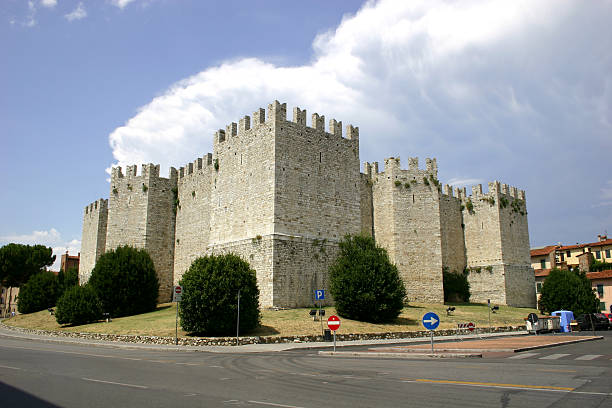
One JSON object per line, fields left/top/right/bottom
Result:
{"left": 552, "top": 310, "right": 574, "bottom": 333}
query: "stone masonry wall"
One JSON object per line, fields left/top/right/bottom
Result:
{"left": 106, "top": 164, "right": 177, "bottom": 303}
{"left": 462, "top": 184, "right": 506, "bottom": 304}
{"left": 272, "top": 235, "right": 339, "bottom": 307}
{"left": 173, "top": 154, "right": 214, "bottom": 283}
{"left": 359, "top": 172, "right": 374, "bottom": 236}
{"left": 78, "top": 198, "right": 108, "bottom": 284}
{"left": 209, "top": 105, "right": 276, "bottom": 245}
{"left": 439, "top": 187, "right": 467, "bottom": 275}
{"left": 273, "top": 103, "right": 361, "bottom": 240}
{"left": 372, "top": 157, "right": 444, "bottom": 303}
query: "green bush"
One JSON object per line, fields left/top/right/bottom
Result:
{"left": 443, "top": 270, "right": 470, "bottom": 302}
{"left": 88, "top": 246, "right": 159, "bottom": 318}
{"left": 17, "top": 272, "right": 59, "bottom": 314}
{"left": 179, "top": 254, "right": 260, "bottom": 335}
{"left": 329, "top": 234, "right": 406, "bottom": 323}
{"left": 590, "top": 260, "right": 612, "bottom": 272}
{"left": 539, "top": 268, "right": 599, "bottom": 315}
{"left": 57, "top": 267, "right": 79, "bottom": 294}
{"left": 55, "top": 285, "right": 102, "bottom": 325}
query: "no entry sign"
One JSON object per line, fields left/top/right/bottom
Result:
{"left": 327, "top": 315, "right": 341, "bottom": 331}
{"left": 173, "top": 285, "right": 183, "bottom": 302}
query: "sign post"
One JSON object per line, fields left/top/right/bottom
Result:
{"left": 327, "top": 315, "right": 341, "bottom": 352}
{"left": 422, "top": 312, "right": 440, "bottom": 353}
{"left": 315, "top": 290, "right": 325, "bottom": 336}
{"left": 173, "top": 285, "right": 183, "bottom": 345}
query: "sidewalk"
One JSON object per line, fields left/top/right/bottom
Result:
{"left": 0, "top": 322, "right": 531, "bottom": 354}
{"left": 319, "top": 333, "right": 603, "bottom": 358}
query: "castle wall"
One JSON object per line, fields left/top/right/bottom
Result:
{"left": 209, "top": 106, "right": 276, "bottom": 246}
{"left": 439, "top": 190, "right": 466, "bottom": 275}
{"left": 462, "top": 184, "right": 506, "bottom": 304}
{"left": 106, "top": 164, "right": 177, "bottom": 302}
{"left": 173, "top": 155, "right": 213, "bottom": 283}
{"left": 359, "top": 173, "right": 374, "bottom": 236}
{"left": 273, "top": 104, "right": 361, "bottom": 240}
{"left": 372, "top": 157, "right": 444, "bottom": 303}
{"left": 79, "top": 198, "right": 108, "bottom": 284}
{"left": 80, "top": 100, "right": 534, "bottom": 309}
{"left": 208, "top": 236, "right": 275, "bottom": 308}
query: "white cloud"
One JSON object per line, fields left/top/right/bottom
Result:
{"left": 24, "top": 0, "right": 37, "bottom": 27}
{"left": 0, "top": 229, "right": 81, "bottom": 271}
{"left": 111, "top": 0, "right": 138, "bottom": 9}
{"left": 107, "top": 0, "right": 612, "bottom": 245}
{"left": 64, "top": 2, "right": 86, "bottom": 21}
{"left": 40, "top": 0, "right": 57, "bottom": 8}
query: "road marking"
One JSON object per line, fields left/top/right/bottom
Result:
{"left": 536, "top": 369, "right": 577, "bottom": 373}
{"left": 248, "top": 401, "right": 305, "bottom": 408}
{"left": 508, "top": 352, "right": 539, "bottom": 359}
{"left": 176, "top": 362, "right": 200, "bottom": 366}
{"left": 539, "top": 354, "right": 570, "bottom": 360}
{"left": 0, "top": 364, "right": 21, "bottom": 370}
{"left": 404, "top": 378, "right": 574, "bottom": 392}
{"left": 82, "top": 377, "right": 148, "bottom": 389}
{"left": 574, "top": 354, "right": 603, "bottom": 360}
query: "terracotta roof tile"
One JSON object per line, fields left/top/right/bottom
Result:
{"left": 587, "top": 270, "right": 612, "bottom": 279}
{"left": 530, "top": 246, "right": 557, "bottom": 256}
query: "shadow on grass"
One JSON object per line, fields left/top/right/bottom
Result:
{"left": 155, "top": 305, "right": 173, "bottom": 312}
{"left": 392, "top": 317, "right": 417, "bottom": 326}
{"left": 404, "top": 304, "right": 425, "bottom": 309}
{"left": 249, "top": 325, "right": 281, "bottom": 336}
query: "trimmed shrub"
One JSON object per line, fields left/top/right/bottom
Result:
{"left": 443, "top": 269, "right": 470, "bottom": 302}
{"left": 17, "top": 272, "right": 59, "bottom": 314}
{"left": 57, "top": 266, "right": 79, "bottom": 294}
{"left": 179, "top": 254, "right": 260, "bottom": 335}
{"left": 539, "top": 268, "right": 599, "bottom": 315}
{"left": 329, "top": 234, "right": 406, "bottom": 323}
{"left": 55, "top": 285, "right": 102, "bottom": 325}
{"left": 88, "top": 246, "right": 159, "bottom": 318}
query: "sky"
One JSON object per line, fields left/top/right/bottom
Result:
{"left": 1, "top": 0, "right": 611, "bottom": 270}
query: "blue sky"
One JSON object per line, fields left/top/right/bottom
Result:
{"left": 1, "top": 0, "right": 611, "bottom": 270}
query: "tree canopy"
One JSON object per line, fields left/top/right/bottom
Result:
{"left": 179, "top": 253, "right": 260, "bottom": 335}
{"left": 88, "top": 246, "right": 159, "bottom": 317}
{"left": 17, "top": 272, "right": 60, "bottom": 314}
{"left": 539, "top": 268, "right": 599, "bottom": 315}
{"left": 329, "top": 234, "right": 406, "bottom": 323}
{"left": 0, "top": 243, "right": 55, "bottom": 287}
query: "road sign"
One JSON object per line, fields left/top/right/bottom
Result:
{"left": 457, "top": 322, "right": 475, "bottom": 332}
{"left": 173, "top": 285, "right": 183, "bottom": 302}
{"left": 315, "top": 289, "right": 325, "bottom": 300}
{"left": 422, "top": 312, "right": 440, "bottom": 330}
{"left": 327, "top": 315, "right": 341, "bottom": 331}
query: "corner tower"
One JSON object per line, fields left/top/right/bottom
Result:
{"left": 105, "top": 164, "right": 178, "bottom": 302}
{"left": 79, "top": 198, "right": 108, "bottom": 284}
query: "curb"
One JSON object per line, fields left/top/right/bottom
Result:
{"left": 513, "top": 336, "right": 604, "bottom": 352}
{"left": 318, "top": 351, "right": 483, "bottom": 359}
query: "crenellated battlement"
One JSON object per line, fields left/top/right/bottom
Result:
{"left": 80, "top": 99, "right": 533, "bottom": 309}
{"left": 110, "top": 163, "right": 177, "bottom": 182}
{"left": 461, "top": 181, "right": 526, "bottom": 202}
{"left": 214, "top": 101, "right": 359, "bottom": 150}
{"left": 178, "top": 153, "right": 213, "bottom": 180}
{"left": 84, "top": 198, "right": 108, "bottom": 215}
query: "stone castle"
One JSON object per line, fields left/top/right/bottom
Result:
{"left": 79, "top": 101, "right": 536, "bottom": 308}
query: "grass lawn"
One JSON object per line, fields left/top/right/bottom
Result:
{"left": 3, "top": 301, "right": 536, "bottom": 338}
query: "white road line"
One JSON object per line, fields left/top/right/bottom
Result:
{"left": 539, "top": 354, "right": 570, "bottom": 360}
{"left": 248, "top": 401, "right": 305, "bottom": 408}
{"left": 0, "top": 364, "right": 21, "bottom": 370}
{"left": 81, "top": 377, "right": 148, "bottom": 389}
{"left": 508, "top": 352, "right": 540, "bottom": 359}
{"left": 574, "top": 354, "right": 603, "bottom": 360}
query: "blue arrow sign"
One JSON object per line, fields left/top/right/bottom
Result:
{"left": 315, "top": 290, "right": 325, "bottom": 300}
{"left": 422, "top": 312, "right": 440, "bottom": 330}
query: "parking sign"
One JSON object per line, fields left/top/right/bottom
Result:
{"left": 315, "top": 289, "right": 325, "bottom": 300}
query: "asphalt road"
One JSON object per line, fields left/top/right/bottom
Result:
{"left": 1, "top": 333, "right": 610, "bottom": 408}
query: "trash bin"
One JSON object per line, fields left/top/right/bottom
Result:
{"left": 324, "top": 329, "right": 332, "bottom": 342}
